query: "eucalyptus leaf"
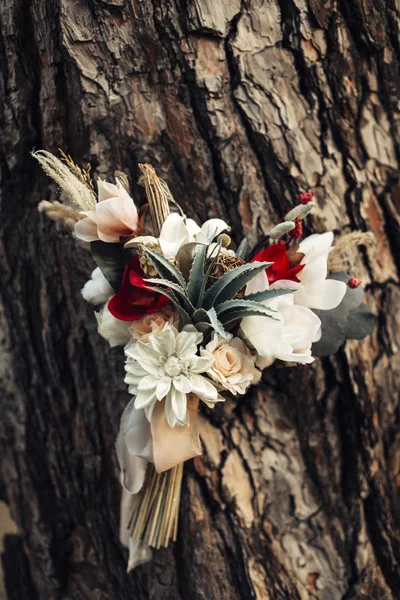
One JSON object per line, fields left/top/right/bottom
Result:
{"left": 345, "top": 305, "right": 376, "bottom": 340}
{"left": 312, "top": 272, "right": 376, "bottom": 356}
{"left": 329, "top": 272, "right": 364, "bottom": 310}
{"left": 311, "top": 313, "right": 347, "bottom": 356}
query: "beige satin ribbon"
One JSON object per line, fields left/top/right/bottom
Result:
{"left": 151, "top": 394, "right": 202, "bottom": 473}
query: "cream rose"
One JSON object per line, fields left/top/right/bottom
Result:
{"left": 205, "top": 334, "right": 261, "bottom": 395}
{"left": 128, "top": 307, "right": 179, "bottom": 344}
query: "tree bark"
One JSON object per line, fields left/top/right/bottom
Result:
{"left": 1, "top": 0, "right": 400, "bottom": 598}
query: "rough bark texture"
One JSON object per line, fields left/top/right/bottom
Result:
{"left": 1, "top": 1, "right": 400, "bottom": 599}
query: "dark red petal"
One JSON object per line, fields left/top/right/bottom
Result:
{"left": 108, "top": 293, "right": 145, "bottom": 321}
{"left": 251, "top": 248, "right": 269, "bottom": 263}
{"left": 155, "top": 293, "right": 171, "bottom": 309}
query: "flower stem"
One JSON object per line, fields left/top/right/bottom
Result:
{"left": 129, "top": 463, "right": 184, "bottom": 548}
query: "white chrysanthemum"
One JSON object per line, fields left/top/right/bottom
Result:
{"left": 81, "top": 267, "right": 114, "bottom": 305}
{"left": 124, "top": 325, "right": 222, "bottom": 427}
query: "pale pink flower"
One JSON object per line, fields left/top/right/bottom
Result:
{"left": 74, "top": 179, "right": 139, "bottom": 243}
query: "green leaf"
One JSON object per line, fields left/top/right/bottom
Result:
{"left": 141, "top": 247, "right": 187, "bottom": 288}
{"left": 144, "top": 278, "right": 195, "bottom": 314}
{"left": 143, "top": 285, "right": 191, "bottom": 326}
{"left": 236, "top": 238, "right": 248, "bottom": 260}
{"left": 195, "top": 244, "right": 221, "bottom": 309}
{"left": 175, "top": 242, "right": 198, "bottom": 281}
{"left": 192, "top": 308, "right": 210, "bottom": 324}
{"left": 245, "top": 287, "right": 296, "bottom": 303}
{"left": 203, "top": 261, "right": 272, "bottom": 310}
{"left": 345, "top": 305, "right": 376, "bottom": 339}
{"left": 90, "top": 241, "right": 126, "bottom": 291}
{"left": 193, "top": 322, "right": 213, "bottom": 334}
{"left": 187, "top": 244, "right": 208, "bottom": 306}
{"left": 206, "top": 307, "right": 229, "bottom": 338}
{"left": 216, "top": 298, "right": 279, "bottom": 320}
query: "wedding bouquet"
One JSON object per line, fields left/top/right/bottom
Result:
{"left": 34, "top": 150, "right": 376, "bottom": 571}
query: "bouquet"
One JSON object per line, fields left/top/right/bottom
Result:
{"left": 34, "top": 150, "right": 376, "bottom": 571}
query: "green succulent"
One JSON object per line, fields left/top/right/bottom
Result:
{"left": 142, "top": 244, "right": 294, "bottom": 339}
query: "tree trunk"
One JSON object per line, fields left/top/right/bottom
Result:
{"left": 1, "top": 1, "right": 400, "bottom": 598}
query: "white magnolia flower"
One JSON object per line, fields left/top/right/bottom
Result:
{"left": 125, "top": 212, "right": 229, "bottom": 259}
{"left": 205, "top": 334, "right": 261, "bottom": 395}
{"left": 124, "top": 325, "right": 223, "bottom": 427}
{"left": 95, "top": 303, "right": 133, "bottom": 347}
{"left": 128, "top": 307, "right": 179, "bottom": 345}
{"left": 240, "top": 272, "right": 321, "bottom": 369}
{"left": 75, "top": 179, "right": 139, "bottom": 243}
{"left": 81, "top": 267, "right": 114, "bottom": 305}
{"left": 294, "top": 232, "right": 346, "bottom": 310}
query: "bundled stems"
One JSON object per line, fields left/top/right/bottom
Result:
{"left": 129, "top": 463, "right": 183, "bottom": 548}
{"left": 132, "top": 164, "right": 184, "bottom": 549}
{"left": 138, "top": 163, "right": 170, "bottom": 236}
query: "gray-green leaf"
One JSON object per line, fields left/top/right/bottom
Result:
{"left": 203, "top": 261, "right": 272, "bottom": 309}
{"left": 141, "top": 247, "right": 186, "bottom": 288}
{"left": 206, "top": 307, "right": 229, "bottom": 338}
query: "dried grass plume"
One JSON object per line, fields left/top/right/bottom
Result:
{"left": 38, "top": 201, "right": 82, "bottom": 229}
{"left": 32, "top": 150, "right": 96, "bottom": 211}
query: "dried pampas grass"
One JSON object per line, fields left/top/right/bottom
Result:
{"left": 328, "top": 231, "right": 376, "bottom": 273}
{"left": 38, "top": 200, "right": 82, "bottom": 229}
{"left": 32, "top": 150, "right": 96, "bottom": 211}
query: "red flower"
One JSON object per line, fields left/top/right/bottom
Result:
{"left": 252, "top": 244, "right": 304, "bottom": 285}
{"left": 108, "top": 257, "right": 170, "bottom": 321}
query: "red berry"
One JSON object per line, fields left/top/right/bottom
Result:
{"left": 289, "top": 217, "right": 303, "bottom": 239}
{"left": 348, "top": 277, "right": 362, "bottom": 289}
{"left": 299, "top": 191, "right": 314, "bottom": 204}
